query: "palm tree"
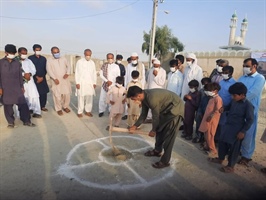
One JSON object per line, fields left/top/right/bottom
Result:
{"left": 142, "top": 25, "right": 184, "bottom": 60}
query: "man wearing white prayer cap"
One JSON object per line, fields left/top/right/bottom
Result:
{"left": 122, "top": 52, "right": 146, "bottom": 120}
{"left": 145, "top": 59, "right": 166, "bottom": 123}
{"left": 180, "top": 53, "right": 203, "bottom": 100}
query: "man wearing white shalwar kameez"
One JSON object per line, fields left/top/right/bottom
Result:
{"left": 75, "top": 49, "right": 96, "bottom": 118}
{"left": 181, "top": 53, "right": 203, "bottom": 100}
{"left": 47, "top": 47, "right": 72, "bottom": 116}
{"left": 122, "top": 52, "right": 146, "bottom": 120}
{"left": 17, "top": 47, "right": 41, "bottom": 118}
{"left": 124, "top": 52, "right": 146, "bottom": 88}
{"left": 98, "top": 53, "right": 120, "bottom": 117}
{"left": 146, "top": 59, "right": 166, "bottom": 121}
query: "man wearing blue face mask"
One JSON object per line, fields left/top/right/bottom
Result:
{"left": 237, "top": 58, "right": 265, "bottom": 166}
{"left": 47, "top": 46, "right": 72, "bottom": 116}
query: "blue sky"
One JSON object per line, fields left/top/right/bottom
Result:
{"left": 0, "top": 0, "right": 265, "bottom": 61}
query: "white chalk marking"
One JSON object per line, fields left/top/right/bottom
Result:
{"left": 58, "top": 135, "right": 177, "bottom": 190}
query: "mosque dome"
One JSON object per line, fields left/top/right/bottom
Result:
{"left": 232, "top": 13, "right": 237, "bottom": 18}
{"left": 242, "top": 18, "right": 248, "bottom": 22}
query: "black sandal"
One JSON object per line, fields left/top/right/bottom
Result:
{"left": 152, "top": 161, "right": 170, "bottom": 169}
{"left": 144, "top": 149, "right": 162, "bottom": 157}
{"left": 261, "top": 168, "right": 266, "bottom": 174}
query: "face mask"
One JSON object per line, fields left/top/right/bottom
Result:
{"left": 116, "top": 83, "right": 122, "bottom": 88}
{"left": 217, "top": 66, "right": 223, "bottom": 73}
{"left": 116, "top": 60, "right": 122, "bottom": 64}
{"left": 20, "top": 54, "right": 27, "bottom": 59}
{"left": 6, "top": 54, "right": 15, "bottom": 59}
{"left": 187, "top": 61, "right": 192, "bottom": 66}
{"left": 107, "top": 59, "right": 113, "bottom": 64}
{"left": 205, "top": 91, "right": 215, "bottom": 97}
{"left": 35, "top": 51, "right": 41, "bottom": 55}
{"left": 222, "top": 74, "right": 230, "bottom": 80}
{"left": 189, "top": 88, "right": 196, "bottom": 93}
{"left": 53, "top": 53, "right": 60, "bottom": 59}
{"left": 132, "top": 60, "right": 138, "bottom": 65}
{"left": 85, "top": 56, "right": 91, "bottom": 61}
{"left": 170, "top": 67, "right": 176, "bottom": 72}
{"left": 243, "top": 67, "right": 252, "bottom": 75}
{"left": 154, "top": 67, "right": 159, "bottom": 71}
{"left": 132, "top": 78, "right": 138, "bottom": 82}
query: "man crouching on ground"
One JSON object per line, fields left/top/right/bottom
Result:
{"left": 127, "top": 86, "right": 184, "bottom": 168}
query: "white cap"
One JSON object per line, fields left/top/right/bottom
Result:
{"left": 186, "top": 53, "right": 196, "bottom": 60}
{"left": 153, "top": 59, "right": 160, "bottom": 65}
{"left": 131, "top": 52, "right": 138, "bottom": 57}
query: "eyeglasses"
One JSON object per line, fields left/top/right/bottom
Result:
{"left": 243, "top": 65, "right": 251, "bottom": 68}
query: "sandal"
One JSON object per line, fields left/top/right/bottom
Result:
{"left": 144, "top": 149, "right": 162, "bottom": 157}
{"left": 220, "top": 166, "right": 234, "bottom": 173}
{"left": 238, "top": 157, "right": 252, "bottom": 166}
{"left": 208, "top": 157, "right": 223, "bottom": 164}
{"left": 63, "top": 108, "right": 71, "bottom": 113}
{"left": 261, "top": 168, "right": 266, "bottom": 174}
{"left": 152, "top": 161, "right": 170, "bottom": 169}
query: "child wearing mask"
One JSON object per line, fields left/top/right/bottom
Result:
{"left": 126, "top": 71, "right": 143, "bottom": 127}
{"left": 215, "top": 66, "right": 236, "bottom": 143}
{"left": 166, "top": 59, "right": 183, "bottom": 97}
{"left": 193, "top": 77, "right": 212, "bottom": 143}
{"left": 198, "top": 82, "right": 223, "bottom": 157}
{"left": 181, "top": 80, "right": 201, "bottom": 140}
{"left": 209, "top": 82, "right": 254, "bottom": 173}
{"left": 106, "top": 76, "right": 127, "bottom": 130}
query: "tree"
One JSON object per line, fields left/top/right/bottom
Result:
{"left": 141, "top": 25, "right": 184, "bottom": 59}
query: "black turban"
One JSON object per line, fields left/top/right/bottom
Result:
{"left": 5, "top": 44, "right": 17, "bottom": 54}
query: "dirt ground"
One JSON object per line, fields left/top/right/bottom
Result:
{"left": 0, "top": 75, "right": 266, "bottom": 200}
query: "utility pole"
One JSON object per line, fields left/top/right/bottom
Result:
{"left": 148, "top": 0, "right": 158, "bottom": 69}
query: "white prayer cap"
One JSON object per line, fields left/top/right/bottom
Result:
{"left": 153, "top": 59, "right": 160, "bottom": 65}
{"left": 131, "top": 52, "right": 138, "bottom": 57}
{"left": 186, "top": 53, "right": 196, "bottom": 59}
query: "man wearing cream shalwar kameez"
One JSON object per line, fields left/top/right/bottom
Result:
{"left": 47, "top": 47, "right": 71, "bottom": 115}
{"left": 75, "top": 53, "right": 96, "bottom": 117}
{"left": 181, "top": 53, "right": 203, "bottom": 100}
{"left": 146, "top": 59, "right": 166, "bottom": 121}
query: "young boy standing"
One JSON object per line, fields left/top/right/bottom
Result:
{"left": 126, "top": 71, "right": 143, "bottom": 127}
{"left": 182, "top": 80, "right": 201, "bottom": 140}
{"left": 209, "top": 82, "right": 254, "bottom": 173}
{"left": 106, "top": 76, "right": 127, "bottom": 130}
{"left": 198, "top": 82, "right": 223, "bottom": 156}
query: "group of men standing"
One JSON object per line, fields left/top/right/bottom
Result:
{"left": 0, "top": 44, "right": 73, "bottom": 127}
{"left": 0, "top": 44, "right": 50, "bottom": 127}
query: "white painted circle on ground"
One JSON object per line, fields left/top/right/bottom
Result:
{"left": 58, "top": 136, "right": 177, "bottom": 190}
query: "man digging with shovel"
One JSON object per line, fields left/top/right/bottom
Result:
{"left": 127, "top": 86, "right": 184, "bottom": 169}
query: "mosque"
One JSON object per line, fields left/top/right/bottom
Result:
{"left": 219, "top": 11, "right": 250, "bottom": 51}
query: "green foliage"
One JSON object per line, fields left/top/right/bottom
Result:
{"left": 142, "top": 25, "right": 184, "bottom": 58}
